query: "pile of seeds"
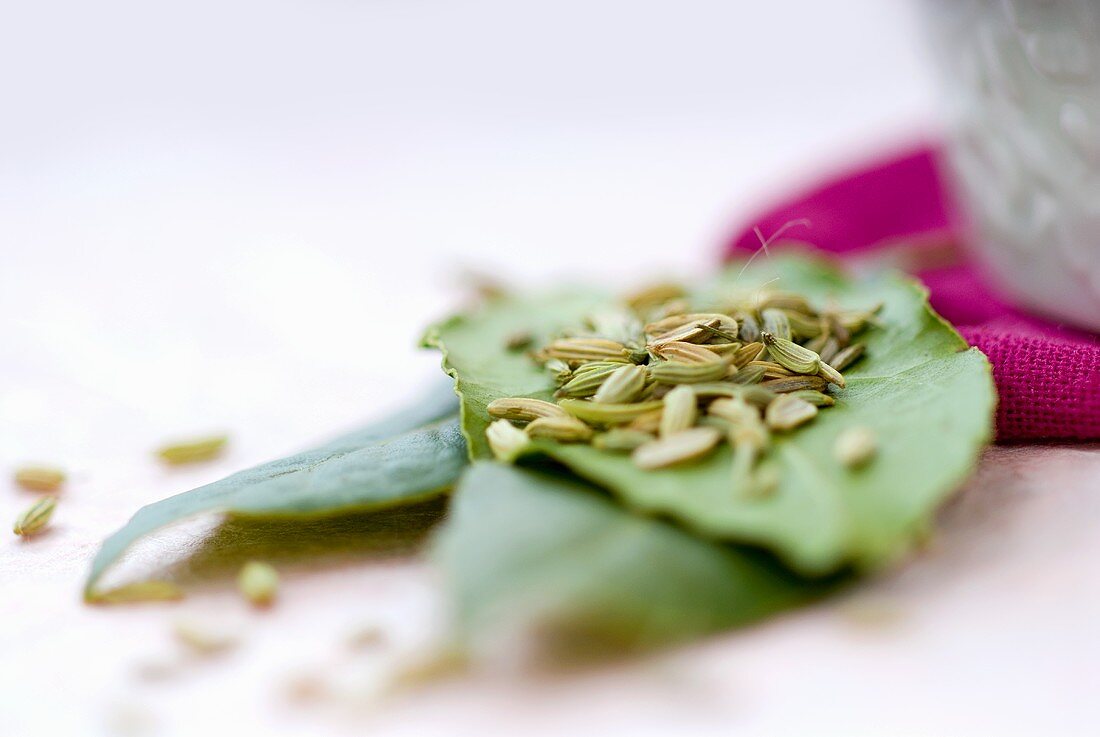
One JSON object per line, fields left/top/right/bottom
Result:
{"left": 485, "top": 283, "right": 880, "bottom": 489}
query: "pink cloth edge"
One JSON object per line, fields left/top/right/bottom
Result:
{"left": 722, "top": 144, "right": 1100, "bottom": 442}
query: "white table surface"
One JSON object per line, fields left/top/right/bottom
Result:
{"left": 3, "top": 1, "right": 1098, "bottom": 735}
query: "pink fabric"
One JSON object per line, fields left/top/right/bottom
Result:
{"left": 724, "top": 144, "right": 1100, "bottom": 441}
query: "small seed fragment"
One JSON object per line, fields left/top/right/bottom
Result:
{"left": 487, "top": 397, "right": 567, "bottom": 422}
{"left": 238, "top": 561, "right": 279, "bottom": 607}
{"left": 157, "top": 435, "right": 228, "bottom": 465}
{"left": 660, "top": 385, "right": 697, "bottom": 436}
{"left": 13, "top": 496, "right": 56, "bottom": 536}
{"left": 632, "top": 427, "right": 721, "bottom": 469}
{"left": 526, "top": 415, "right": 595, "bottom": 442}
{"left": 593, "top": 429, "right": 655, "bottom": 452}
{"left": 835, "top": 426, "right": 877, "bottom": 468}
{"left": 486, "top": 419, "right": 531, "bottom": 462}
{"left": 765, "top": 395, "right": 818, "bottom": 431}
{"left": 760, "top": 332, "right": 821, "bottom": 374}
{"left": 13, "top": 466, "right": 66, "bottom": 493}
{"left": 593, "top": 365, "right": 648, "bottom": 404}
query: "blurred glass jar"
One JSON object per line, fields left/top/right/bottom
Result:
{"left": 924, "top": 0, "right": 1100, "bottom": 331}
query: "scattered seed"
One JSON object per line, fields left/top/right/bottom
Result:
{"left": 835, "top": 426, "right": 877, "bottom": 468}
{"left": 632, "top": 427, "right": 721, "bottom": 469}
{"left": 13, "top": 466, "right": 66, "bottom": 493}
{"left": 157, "top": 435, "right": 228, "bottom": 465}
{"left": 238, "top": 561, "right": 279, "bottom": 607}
{"left": 13, "top": 495, "right": 56, "bottom": 536}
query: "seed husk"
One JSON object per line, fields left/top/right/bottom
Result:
{"left": 729, "top": 364, "right": 767, "bottom": 385}
{"left": 760, "top": 332, "right": 821, "bottom": 374}
{"left": 592, "top": 364, "right": 648, "bottom": 404}
{"left": 13, "top": 466, "right": 66, "bottom": 493}
{"left": 13, "top": 496, "right": 56, "bottom": 536}
{"left": 761, "top": 308, "right": 792, "bottom": 341}
{"left": 545, "top": 338, "right": 631, "bottom": 363}
{"left": 789, "top": 389, "right": 836, "bottom": 407}
{"left": 660, "top": 385, "right": 697, "bottom": 436}
{"left": 649, "top": 318, "right": 723, "bottom": 346}
{"left": 487, "top": 397, "right": 568, "bottom": 422}
{"left": 592, "top": 428, "right": 655, "bottom": 452}
{"left": 817, "top": 360, "right": 847, "bottom": 388}
{"left": 157, "top": 435, "right": 228, "bottom": 465}
{"left": 698, "top": 342, "right": 742, "bottom": 357}
{"left": 646, "top": 313, "right": 736, "bottom": 336}
{"left": 818, "top": 336, "right": 841, "bottom": 364}
{"left": 749, "top": 360, "right": 795, "bottom": 378}
{"left": 830, "top": 343, "right": 865, "bottom": 372}
{"left": 765, "top": 395, "right": 818, "bottom": 431}
{"left": 761, "top": 375, "right": 828, "bottom": 393}
{"left": 558, "top": 399, "right": 665, "bottom": 425}
{"left": 648, "top": 359, "right": 729, "bottom": 385}
{"left": 526, "top": 415, "right": 595, "bottom": 442}
{"left": 835, "top": 426, "right": 877, "bottom": 468}
{"left": 174, "top": 620, "right": 238, "bottom": 655}
{"left": 732, "top": 341, "right": 765, "bottom": 368}
{"left": 486, "top": 419, "right": 531, "bottom": 462}
{"left": 649, "top": 341, "right": 725, "bottom": 364}
{"left": 632, "top": 427, "right": 721, "bottom": 469}
{"left": 782, "top": 310, "right": 826, "bottom": 339}
{"left": 238, "top": 561, "right": 279, "bottom": 607}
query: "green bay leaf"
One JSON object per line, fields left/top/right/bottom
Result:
{"left": 424, "top": 255, "right": 996, "bottom": 575}
{"left": 434, "top": 462, "right": 833, "bottom": 659}
{"left": 85, "top": 384, "right": 466, "bottom": 601}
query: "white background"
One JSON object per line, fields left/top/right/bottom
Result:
{"left": 2, "top": 1, "right": 1098, "bottom": 735}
